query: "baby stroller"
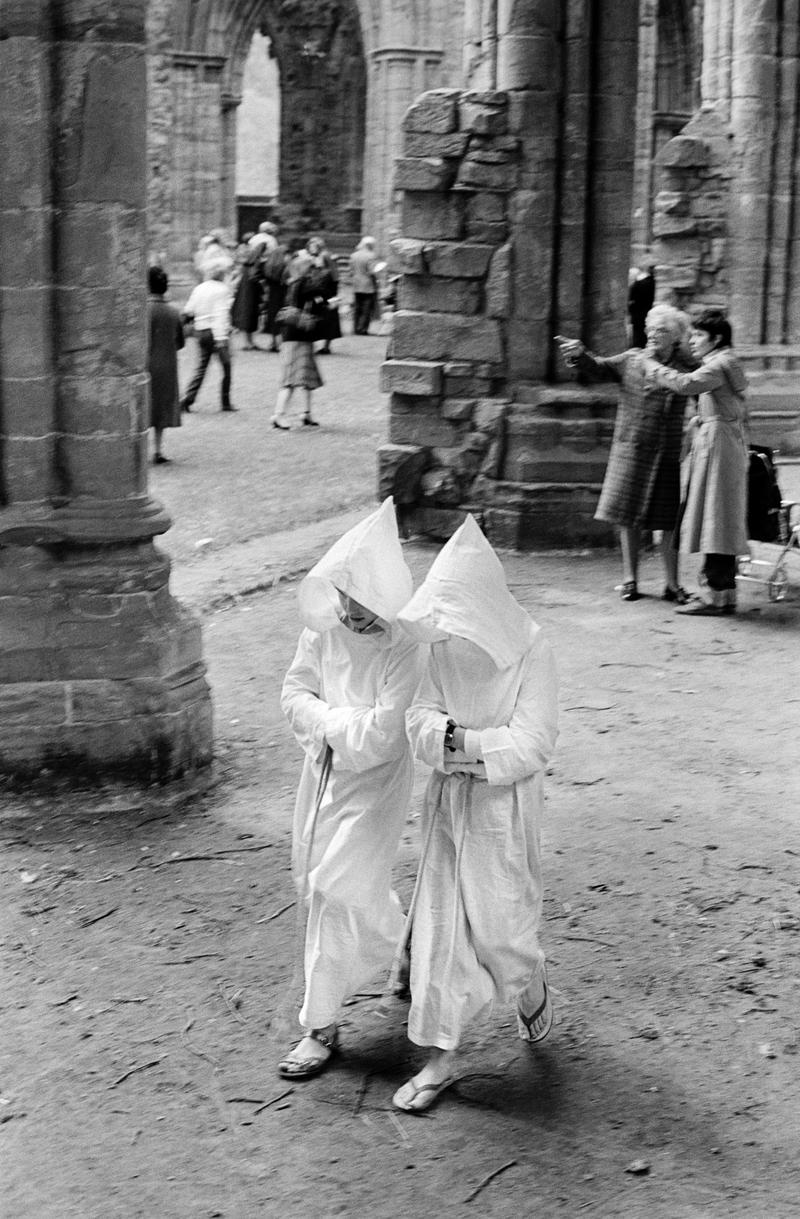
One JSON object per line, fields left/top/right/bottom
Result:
{"left": 737, "top": 446, "right": 800, "bottom": 601}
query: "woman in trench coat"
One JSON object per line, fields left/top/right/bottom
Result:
{"left": 642, "top": 309, "right": 749, "bottom": 616}
{"left": 558, "top": 304, "right": 695, "bottom": 602}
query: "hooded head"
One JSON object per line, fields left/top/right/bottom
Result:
{"left": 397, "top": 514, "right": 534, "bottom": 669}
{"left": 297, "top": 498, "right": 413, "bottom": 635}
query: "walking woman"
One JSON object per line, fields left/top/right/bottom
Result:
{"left": 270, "top": 251, "right": 326, "bottom": 430}
{"left": 642, "top": 309, "right": 749, "bottom": 616}
{"left": 558, "top": 305, "right": 695, "bottom": 602}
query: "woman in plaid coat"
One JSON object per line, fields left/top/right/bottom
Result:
{"left": 558, "top": 305, "right": 695, "bottom": 602}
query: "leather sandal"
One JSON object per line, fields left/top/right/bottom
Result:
{"left": 517, "top": 972, "right": 554, "bottom": 1044}
{"left": 392, "top": 1074, "right": 455, "bottom": 1114}
{"left": 278, "top": 1026, "right": 337, "bottom": 1080}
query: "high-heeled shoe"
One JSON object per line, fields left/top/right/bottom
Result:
{"left": 271, "top": 418, "right": 290, "bottom": 430}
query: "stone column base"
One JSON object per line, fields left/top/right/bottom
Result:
{"left": 0, "top": 542, "right": 213, "bottom": 781}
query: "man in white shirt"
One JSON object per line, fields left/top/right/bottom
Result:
{"left": 180, "top": 268, "right": 236, "bottom": 412}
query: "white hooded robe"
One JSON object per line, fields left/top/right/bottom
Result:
{"left": 398, "top": 515, "right": 559, "bottom": 1051}
{"left": 280, "top": 498, "right": 423, "bottom": 1030}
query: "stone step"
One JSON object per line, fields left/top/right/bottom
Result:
{"left": 511, "top": 383, "right": 617, "bottom": 420}
{"left": 504, "top": 409, "right": 613, "bottom": 483}
{"left": 471, "top": 478, "right": 614, "bottom": 549}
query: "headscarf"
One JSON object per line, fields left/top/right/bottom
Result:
{"left": 297, "top": 498, "right": 413, "bottom": 634}
{"left": 397, "top": 514, "right": 535, "bottom": 670}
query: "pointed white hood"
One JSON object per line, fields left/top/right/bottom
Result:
{"left": 397, "top": 514, "right": 535, "bottom": 669}
{"left": 297, "top": 497, "right": 414, "bottom": 634}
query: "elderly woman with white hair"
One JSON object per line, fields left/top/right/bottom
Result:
{"left": 557, "top": 304, "right": 695, "bottom": 603}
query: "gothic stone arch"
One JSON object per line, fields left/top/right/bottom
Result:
{"left": 146, "top": 0, "right": 466, "bottom": 285}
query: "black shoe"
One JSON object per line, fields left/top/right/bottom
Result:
{"left": 662, "top": 586, "right": 690, "bottom": 605}
{"left": 153, "top": 453, "right": 171, "bottom": 465}
{"left": 222, "top": 405, "right": 238, "bottom": 412}
{"left": 302, "top": 416, "right": 320, "bottom": 427}
{"left": 181, "top": 403, "right": 191, "bottom": 413}
{"left": 620, "top": 581, "right": 640, "bottom": 602}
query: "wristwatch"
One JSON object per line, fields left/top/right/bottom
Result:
{"left": 444, "top": 719, "right": 457, "bottom": 752}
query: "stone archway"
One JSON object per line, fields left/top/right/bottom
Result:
{"left": 146, "top": 0, "right": 467, "bottom": 286}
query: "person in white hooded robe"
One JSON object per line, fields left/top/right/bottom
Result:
{"left": 278, "top": 497, "right": 424, "bottom": 1079}
{"left": 393, "top": 515, "right": 559, "bottom": 1113}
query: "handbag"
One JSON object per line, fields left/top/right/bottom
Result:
{"left": 276, "top": 303, "right": 318, "bottom": 333}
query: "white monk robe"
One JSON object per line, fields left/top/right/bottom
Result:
{"left": 398, "top": 515, "right": 558, "bottom": 1051}
{"left": 281, "top": 498, "right": 423, "bottom": 1030}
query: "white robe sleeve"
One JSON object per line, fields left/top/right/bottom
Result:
{"left": 280, "top": 629, "right": 331, "bottom": 761}
{"left": 466, "top": 634, "right": 559, "bottom": 786}
{"left": 323, "top": 636, "right": 423, "bottom": 773}
{"left": 404, "top": 649, "right": 451, "bottom": 769}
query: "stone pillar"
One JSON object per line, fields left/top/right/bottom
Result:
{"left": 364, "top": 45, "right": 446, "bottom": 247}
{"left": 220, "top": 92, "right": 242, "bottom": 235}
{"left": 0, "top": 1, "right": 212, "bottom": 779}
{"left": 652, "top": 0, "right": 800, "bottom": 451}
{"left": 169, "top": 52, "right": 227, "bottom": 279}
{"left": 379, "top": 1, "right": 639, "bottom": 549}
{"left": 630, "top": 0, "right": 658, "bottom": 263}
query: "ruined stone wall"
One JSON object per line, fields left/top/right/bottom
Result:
{"left": 379, "top": 89, "right": 514, "bottom": 540}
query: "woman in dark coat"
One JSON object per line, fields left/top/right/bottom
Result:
{"left": 147, "top": 266, "right": 184, "bottom": 464}
{"left": 305, "top": 236, "right": 341, "bottom": 353}
{"left": 231, "top": 236, "right": 265, "bottom": 349}
{"left": 558, "top": 304, "right": 695, "bottom": 602}
{"left": 270, "top": 251, "right": 327, "bottom": 430}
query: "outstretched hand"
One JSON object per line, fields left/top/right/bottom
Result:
{"left": 555, "top": 336, "right": 584, "bottom": 367}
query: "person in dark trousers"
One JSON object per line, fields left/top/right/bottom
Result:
{"left": 147, "top": 266, "right": 184, "bottom": 464}
{"left": 628, "top": 261, "right": 656, "bottom": 347}
{"left": 180, "top": 266, "right": 236, "bottom": 412}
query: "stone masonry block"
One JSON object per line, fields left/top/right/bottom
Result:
{"left": 402, "top": 90, "right": 460, "bottom": 135}
{"left": 0, "top": 287, "right": 52, "bottom": 378}
{"left": 456, "top": 160, "right": 517, "bottom": 191}
{"left": 389, "top": 238, "right": 426, "bottom": 274}
{"left": 422, "top": 241, "right": 495, "bottom": 279}
{"left": 0, "top": 683, "right": 67, "bottom": 727}
{"left": 459, "top": 93, "right": 509, "bottom": 136}
{"left": 486, "top": 244, "right": 511, "bottom": 318}
{"left": 0, "top": 207, "right": 51, "bottom": 286}
{"left": 464, "top": 220, "right": 509, "bottom": 244}
{"left": 389, "top": 405, "right": 464, "bottom": 449}
{"left": 394, "top": 157, "right": 458, "bottom": 193}
{"left": 380, "top": 359, "right": 444, "bottom": 397}
{"left": 656, "top": 136, "right": 710, "bottom": 169}
{"left": 57, "top": 434, "right": 140, "bottom": 499}
{"left": 465, "top": 192, "right": 508, "bottom": 223}
{"left": 377, "top": 444, "right": 429, "bottom": 505}
{"left": 473, "top": 399, "right": 510, "bottom": 431}
{"left": 404, "top": 132, "right": 470, "bottom": 159}
{"left": 1, "top": 377, "right": 56, "bottom": 438}
{"left": 401, "top": 192, "right": 465, "bottom": 241}
{"left": 3, "top": 436, "right": 53, "bottom": 503}
{"left": 399, "top": 278, "right": 482, "bottom": 315}
{"left": 393, "top": 311, "right": 504, "bottom": 364}
{"left": 441, "top": 398, "right": 477, "bottom": 422}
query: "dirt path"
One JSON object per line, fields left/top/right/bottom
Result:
{"left": 3, "top": 540, "right": 800, "bottom": 1218}
{"left": 3, "top": 337, "right": 800, "bottom": 1216}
